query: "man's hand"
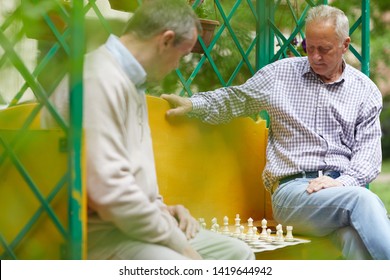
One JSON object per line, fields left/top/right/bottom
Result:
{"left": 167, "top": 205, "right": 200, "bottom": 240}
{"left": 182, "top": 245, "right": 203, "bottom": 260}
{"left": 161, "top": 94, "right": 193, "bottom": 117}
{"left": 306, "top": 176, "right": 343, "bottom": 194}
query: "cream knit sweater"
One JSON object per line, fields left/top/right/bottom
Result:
{"left": 41, "top": 42, "right": 188, "bottom": 254}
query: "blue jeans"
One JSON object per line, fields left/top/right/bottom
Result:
{"left": 272, "top": 178, "right": 390, "bottom": 260}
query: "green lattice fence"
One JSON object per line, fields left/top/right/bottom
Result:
{"left": 0, "top": 0, "right": 370, "bottom": 259}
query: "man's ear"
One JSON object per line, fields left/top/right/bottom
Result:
{"left": 342, "top": 37, "right": 351, "bottom": 53}
{"left": 159, "top": 30, "right": 175, "bottom": 50}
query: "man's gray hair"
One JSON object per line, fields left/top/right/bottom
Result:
{"left": 306, "top": 5, "right": 349, "bottom": 43}
{"left": 123, "top": 0, "right": 201, "bottom": 46}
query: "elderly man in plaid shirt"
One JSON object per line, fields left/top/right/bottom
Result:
{"left": 163, "top": 5, "right": 390, "bottom": 259}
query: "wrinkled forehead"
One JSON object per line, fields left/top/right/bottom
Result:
{"left": 306, "top": 20, "right": 343, "bottom": 42}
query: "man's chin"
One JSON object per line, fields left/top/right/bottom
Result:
{"left": 312, "top": 68, "right": 327, "bottom": 77}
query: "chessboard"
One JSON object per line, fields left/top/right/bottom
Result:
{"left": 198, "top": 214, "right": 310, "bottom": 253}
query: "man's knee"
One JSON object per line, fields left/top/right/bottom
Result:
{"left": 191, "top": 230, "right": 255, "bottom": 260}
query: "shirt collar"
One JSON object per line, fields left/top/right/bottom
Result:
{"left": 302, "top": 58, "right": 346, "bottom": 85}
{"left": 105, "top": 34, "right": 147, "bottom": 90}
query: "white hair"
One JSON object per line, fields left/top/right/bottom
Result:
{"left": 306, "top": 5, "right": 350, "bottom": 44}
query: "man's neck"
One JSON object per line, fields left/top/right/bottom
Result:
{"left": 319, "top": 61, "right": 344, "bottom": 84}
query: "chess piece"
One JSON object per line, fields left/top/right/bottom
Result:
{"left": 222, "top": 216, "right": 231, "bottom": 236}
{"left": 233, "top": 214, "right": 241, "bottom": 238}
{"left": 211, "top": 217, "right": 220, "bottom": 233}
{"left": 251, "top": 226, "right": 259, "bottom": 242}
{"left": 239, "top": 225, "right": 246, "bottom": 240}
{"left": 260, "top": 218, "right": 268, "bottom": 240}
{"left": 245, "top": 217, "right": 254, "bottom": 241}
{"left": 285, "top": 225, "right": 294, "bottom": 241}
{"left": 266, "top": 228, "right": 273, "bottom": 242}
{"left": 275, "top": 224, "right": 284, "bottom": 242}
{"left": 247, "top": 217, "right": 254, "bottom": 227}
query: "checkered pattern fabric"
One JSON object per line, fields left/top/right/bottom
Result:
{"left": 190, "top": 57, "right": 382, "bottom": 192}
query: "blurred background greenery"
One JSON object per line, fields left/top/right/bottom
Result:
{"left": 331, "top": 0, "right": 390, "bottom": 161}
{"left": 331, "top": 0, "right": 390, "bottom": 212}
{"left": 371, "top": 160, "right": 390, "bottom": 213}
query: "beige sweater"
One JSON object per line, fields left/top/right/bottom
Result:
{"left": 41, "top": 43, "right": 188, "bottom": 254}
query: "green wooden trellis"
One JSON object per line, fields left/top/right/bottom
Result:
{"left": 0, "top": 0, "right": 370, "bottom": 259}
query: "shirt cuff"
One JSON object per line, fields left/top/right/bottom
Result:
{"left": 189, "top": 96, "right": 208, "bottom": 115}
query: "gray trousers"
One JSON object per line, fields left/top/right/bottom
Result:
{"left": 88, "top": 229, "right": 255, "bottom": 260}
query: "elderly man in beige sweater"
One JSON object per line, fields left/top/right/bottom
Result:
{"left": 41, "top": 0, "right": 254, "bottom": 260}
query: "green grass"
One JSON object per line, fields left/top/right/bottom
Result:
{"left": 380, "top": 160, "right": 390, "bottom": 173}
{"left": 370, "top": 160, "right": 390, "bottom": 213}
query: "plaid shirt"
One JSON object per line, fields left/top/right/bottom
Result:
{"left": 190, "top": 57, "right": 382, "bottom": 192}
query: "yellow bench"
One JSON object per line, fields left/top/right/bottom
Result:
{"left": 0, "top": 96, "right": 340, "bottom": 259}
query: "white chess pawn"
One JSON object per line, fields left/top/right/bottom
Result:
{"left": 239, "top": 225, "right": 246, "bottom": 240}
{"left": 233, "top": 214, "right": 241, "bottom": 238}
{"left": 277, "top": 229, "right": 284, "bottom": 241}
{"left": 260, "top": 218, "right": 268, "bottom": 240}
{"left": 266, "top": 228, "right": 273, "bottom": 242}
{"left": 245, "top": 218, "right": 254, "bottom": 241}
{"left": 247, "top": 217, "right": 254, "bottom": 227}
{"left": 251, "top": 226, "right": 259, "bottom": 241}
{"left": 285, "top": 225, "right": 294, "bottom": 241}
{"left": 222, "top": 216, "right": 231, "bottom": 236}
{"left": 275, "top": 224, "right": 284, "bottom": 242}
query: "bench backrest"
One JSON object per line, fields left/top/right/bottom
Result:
{"left": 147, "top": 95, "right": 273, "bottom": 225}
{"left": 0, "top": 103, "right": 41, "bottom": 129}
